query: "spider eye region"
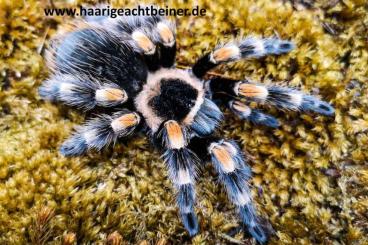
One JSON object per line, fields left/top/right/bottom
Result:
{"left": 149, "top": 78, "right": 198, "bottom": 121}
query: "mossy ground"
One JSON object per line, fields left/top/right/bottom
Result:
{"left": 0, "top": 0, "right": 367, "bottom": 244}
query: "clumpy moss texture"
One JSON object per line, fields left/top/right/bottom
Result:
{"left": 0, "top": 0, "right": 367, "bottom": 244}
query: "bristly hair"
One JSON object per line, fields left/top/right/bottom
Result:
{"left": 39, "top": 74, "right": 127, "bottom": 111}
{"left": 208, "top": 140, "right": 267, "bottom": 244}
{"left": 60, "top": 110, "right": 139, "bottom": 156}
{"left": 162, "top": 147, "right": 200, "bottom": 236}
{"left": 190, "top": 98, "right": 223, "bottom": 136}
{"left": 266, "top": 86, "right": 335, "bottom": 115}
{"left": 209, "top": 140, "right": 252, "bottom": 182}
{"left": 235, "top": 80, "right": 335, "bottom": 116}
{"left": 162, "top": 148, "right": 201, "bottom": 186}
{"left": 49, "top": 26, "right": 147, "bottom": 97}
{"left": 230, "top": 100, "right": 280, "bottom": 128}
{"left": 155, "top": 122, "right": 185, "bottom": 148}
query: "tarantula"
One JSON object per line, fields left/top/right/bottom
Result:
{"left": 39, "top": 11, "right": 334, "bottom": 244}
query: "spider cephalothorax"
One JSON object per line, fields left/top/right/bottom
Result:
{"left": 135, "top": 68, "right": 206, "bottom": 132}
{"left": 39, "top": 9, "right": 334, "bottom": 244}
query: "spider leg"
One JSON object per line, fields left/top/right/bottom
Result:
{"left": 100, "top": 14, "right": 176, "bottom": 70}
{"left": 230, "top": 100, "right": 280, "bottom": 128}
{"left": 234, "top": 79, "right": 335, "bottom": 115}
{"left": 190, "top": 137, "right": 268, "bottom": 244}
{"left": 192, "top": 37, "right": 294, "bottom": 78}
{"left": 155, "top": 19, "right": 176, "bottom": 68}
{"left": 189, "top": 98, "right": 223, "bottom": 137}
{"left": 208, "top": 77, "right": 335, "bottom": 119}
{"left": 157, "top": 120, "right": 200, "bottom": 236}
{"left": 209, "top": 140, "right": 267, "bottom": 243}
{"left": 60, "top": 110, "right": 140, "bottom": 156}
{"left": 39, "top": 74, "right": 128, "bottom": 111}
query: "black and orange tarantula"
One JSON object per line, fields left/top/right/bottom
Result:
{"left": 39, "top": 11, "right": 334, "bottom": 244}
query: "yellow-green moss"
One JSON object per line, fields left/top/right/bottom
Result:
{"left": 0, "top": 0, "right": 367, "bottom": 244}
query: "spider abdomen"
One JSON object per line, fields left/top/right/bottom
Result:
{"left": 52, "top": 28, "right": 148, "bottom": 97}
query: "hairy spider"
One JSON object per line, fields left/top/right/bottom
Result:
{"left": 39, "top": 11, "right": 334, "bottom": 244}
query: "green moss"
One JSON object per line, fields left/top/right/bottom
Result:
{"left": 0, "top": 0, "right": 367, "bottom": 244}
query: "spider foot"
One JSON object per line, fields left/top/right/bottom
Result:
{"left": 239, "top": 204, "right": 268, "bottom": 244}
{"left": 181, "top": 208, "right": 199, "bottom": 237}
